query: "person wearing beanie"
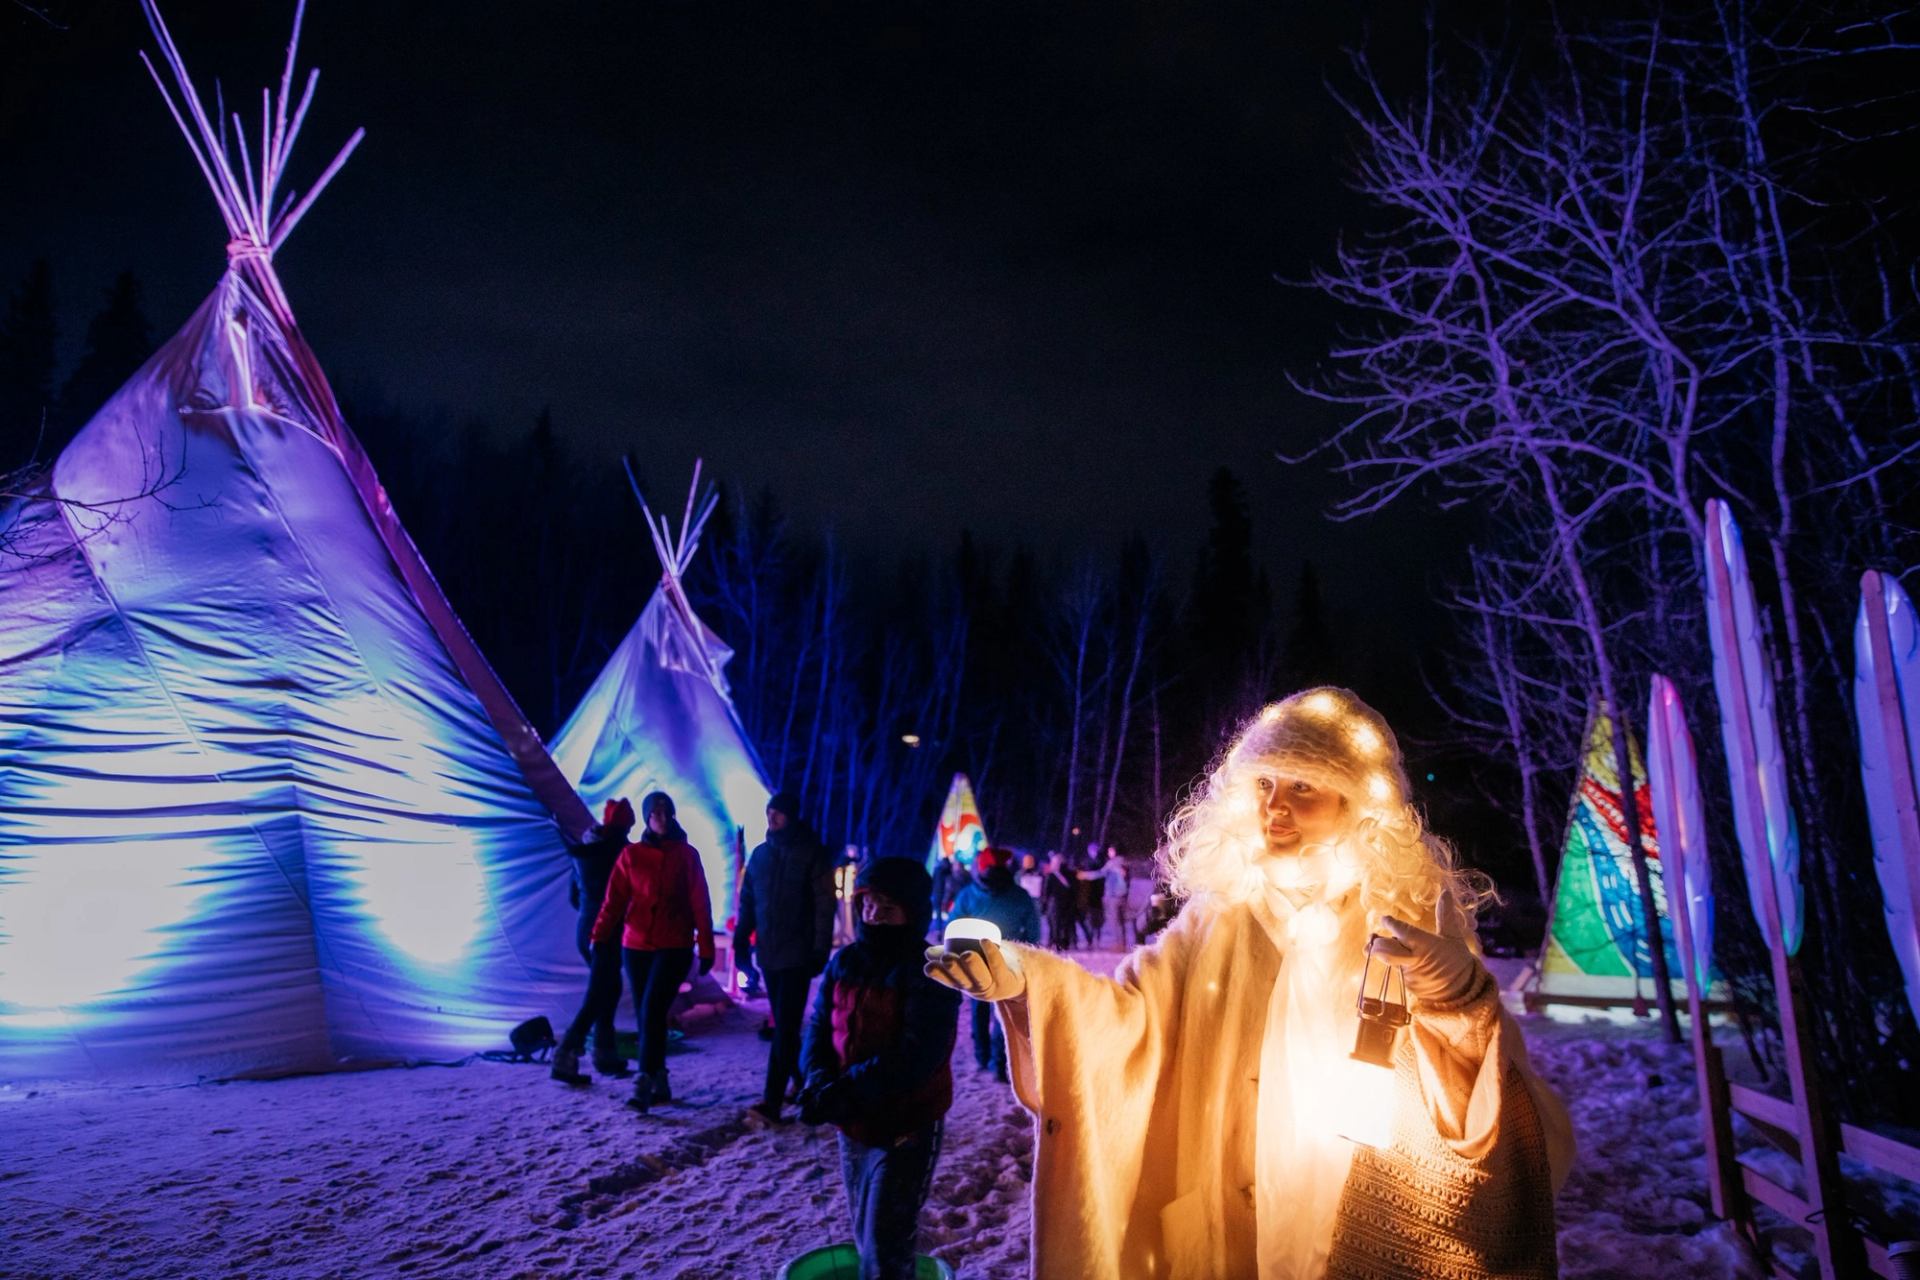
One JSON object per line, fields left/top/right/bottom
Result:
{"left": 737, "top": 790, "right": 837, "bottom": 1122}
{"left": 553, "top": 798, "right": 637, "bottom": 1081}
{"left": 947, "top": 849, "right": 1040, "bottom": 1081}
{"left": 926, "top": 687, "right": 1573, "bottom": 1280}
{"left": 797, "top": 858, "right": 960, "bottom": 1280}
{"left": 557, "top": 790, "right": 716, "bottom": 1108}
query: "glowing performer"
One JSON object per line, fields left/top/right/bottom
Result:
{"left": 927, "top": 688, "right": 1573, "bottom": 1279}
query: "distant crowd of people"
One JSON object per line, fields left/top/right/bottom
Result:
{"left": 932, "top": 840, "right": 1137, "bottom": 950}
{"left": 545, "top": 786, "right": 1156, "bottom": 1279}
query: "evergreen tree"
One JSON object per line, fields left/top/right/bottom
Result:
{"left": 1280, "top": 560, "right": 1340, "bottom": 691}
{"left": 0, "top": 259, "right": 56, "bottom": 468}
{"left": 59, "top": 271, "right": 152, "bottom": 440}
{"left": 1186, "top": 467, "right": 1269, "bottom": 732}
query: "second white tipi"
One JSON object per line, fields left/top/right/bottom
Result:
{"left": 549, "top": 463, "right": 772, "bottom": 925}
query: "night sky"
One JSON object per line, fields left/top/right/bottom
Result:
{"left": 2, "top": 0, "right": 1449, "bottom": 672}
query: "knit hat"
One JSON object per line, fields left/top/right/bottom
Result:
{"left": 1227, "top": 686, "right": 1411, "bottom": 817}
{"left": 766, "top": 789, "right": 801, "bottom": 820}
{"left": 854, "top": 856, "right": 935, "bottom": 937}
{"left": 601, "top": 798, "right": 636, "bottom": 832}
{"left": 641, "top": 791, "right": 676, "bottom": 819}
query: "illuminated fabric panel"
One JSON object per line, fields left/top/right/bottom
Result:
{"left": 926, "top": 773, "right": 989, "bottom": 870}
{"left": 547, "top": 587, "right": 771, "bottom": 924}
{"left": 1536, "top": 708, "right": 1690, "bottom": 1004}
{"left": 0, "top": 271, "right": 585, "bottom": 1081}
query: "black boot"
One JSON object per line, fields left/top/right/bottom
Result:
{"left": 549, "top": 1047, "right": 590, "bottom": 1086}
{"left": 627, "top": 1072, "right": 658, "bottom": 1112}
{"left": 592, "top": 1048, "right": 632, "bottom": 1078}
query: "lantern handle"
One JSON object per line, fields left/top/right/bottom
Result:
{"left": 1358, "top": 936, "right": 1411, "bottom": 1023}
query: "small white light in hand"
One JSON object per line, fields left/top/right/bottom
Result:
{"left": 943, "top": 917, "right": 1003, "bottom": 956}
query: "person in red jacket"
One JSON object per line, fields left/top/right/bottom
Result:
{"left": 555, "top": 791, "right": 715, "bottom": 1109}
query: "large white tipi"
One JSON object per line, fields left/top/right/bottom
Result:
{"left": 549, "top": 463, "right": 771, "bottom": 925}
{"left": 0, "top": 3, "right": 592, "bottom": 1081}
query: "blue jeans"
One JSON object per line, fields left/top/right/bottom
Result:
{"left": 839, "top": 1123, "right": 942, "bottom": 1280}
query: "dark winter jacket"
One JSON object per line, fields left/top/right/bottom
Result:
{"left": 949, "top": 872, "right": 1041, "bottom": 945}
{"left": 591, "top": 829, "right": 716, "bottom": 962}
{"left": 566, "top": 828, "right": 628, "bottom": 915}
{"left": 801, "top": 859, "right": 960, "bottom": 1147}
{"left": 736, "top": 820, "right": 836, "bottom": 974}
{"left": 930, "top": 858, "right": 958, "bottom": 913}
{"left": 1041, "top": 868, "right": 1078, "bottom": 921}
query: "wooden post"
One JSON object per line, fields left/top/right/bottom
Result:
{"left": 1648, "top": 676, "right": 1748, "bottom": 1227}
{"left": 1706, "top": 539, "right": 1862, "bottom": 1279}
{"left": 1664, "top": 849, "right": 1745, "bottom": 1224}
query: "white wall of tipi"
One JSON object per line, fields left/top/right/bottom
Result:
{"left": 0, "top": 2, "right": 591, "bottom": 1081}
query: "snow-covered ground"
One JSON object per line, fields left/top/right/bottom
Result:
{"left": 0, "top": 956, "right": 1852, "bottom": 1280}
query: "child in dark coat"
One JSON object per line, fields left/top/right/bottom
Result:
{"left": 797, "top": 858, "right": 960, "bottom": 1280}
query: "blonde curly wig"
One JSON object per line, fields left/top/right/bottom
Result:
{"left": 1156, "top": 687, "right": 1492, "bottom": 928}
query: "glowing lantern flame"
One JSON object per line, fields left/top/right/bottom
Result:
{"left": 1339, "top": 941, "right": 1409, "bottom": 1147}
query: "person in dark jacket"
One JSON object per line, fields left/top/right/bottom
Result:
{"left": 1076, "top": 840, "right": 1107, "bottom": 948}
{"left": 1040, "top": 851, "right": 1078, "bottom": 950}
{"left": 736, "top": 789, "right": 836, "bottom": 1122}
{"left": 929, "top": 853, "right": 962, "bottom": 930}
{"left": 553, "top": 798, "right": 635, "bottom": 1080}
{"left": 797, "top": 858, "right": 960, "bottom": 1280}
{"left": 946, "top": 848, "right": 1041, "bottom": 1081}
{"left": 559, "top": 791, "right": 715, "bottom": 1109}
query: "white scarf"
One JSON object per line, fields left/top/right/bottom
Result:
{"left": 1249, "top": 855, "right": 1378, "bottom": 1280}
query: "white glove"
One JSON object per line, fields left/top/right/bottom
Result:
{"left": 924, "top": 937, "right": 1025, "bottom": 1002}
{"left": 1374, "top": 892, "right": 1483, "bottom": 1006}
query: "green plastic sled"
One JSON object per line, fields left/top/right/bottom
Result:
{"left": 776, "top": 1243, "right": 954, "bottom": 1280}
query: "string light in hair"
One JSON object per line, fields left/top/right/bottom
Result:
{"left": 1298, "top": 691, "right": 1340, "bottom": 718}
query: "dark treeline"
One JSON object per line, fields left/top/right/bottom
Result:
{"left": 0, "top": 260, "right": 151, "bottom": 468}
{"left": 347, "top": 400, "right": 1362, "bottom": 873}
{"left": 0, "top": 253, "right": 1539, "bottom": 905}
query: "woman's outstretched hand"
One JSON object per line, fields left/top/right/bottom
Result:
{"left": 1374, "top": 892, "right": 1482, "bottom": 1006}
{"left": 925, "top": 938, "right": 1026, "bottom": 1002}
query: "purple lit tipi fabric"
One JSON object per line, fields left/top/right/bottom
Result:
{"left": 0, "top": 4, "right": 590, "bottom": 1081}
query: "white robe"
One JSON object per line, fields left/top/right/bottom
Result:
{"left": 997, "top": 896, "right": 1573, "bottom": 1280}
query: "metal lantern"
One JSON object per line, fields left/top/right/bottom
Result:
{"left": 1329, "top": 939, "right": 1408, "bottom": 1149}
{"left": 1352, "top": 939, "right": 1410, "bottom": 1069}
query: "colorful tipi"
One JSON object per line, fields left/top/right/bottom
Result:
{"left": 0, "top": 3, "right": 591, "bottom": 1081}
{"left": 547, "top": 463, "right": 771, "bottom": 924}
{"left": 1529, "top": 705, "right": 1689, "bottom": 1010}
{"left": 927, "top": 773, "right": 990, "bottom": 871}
